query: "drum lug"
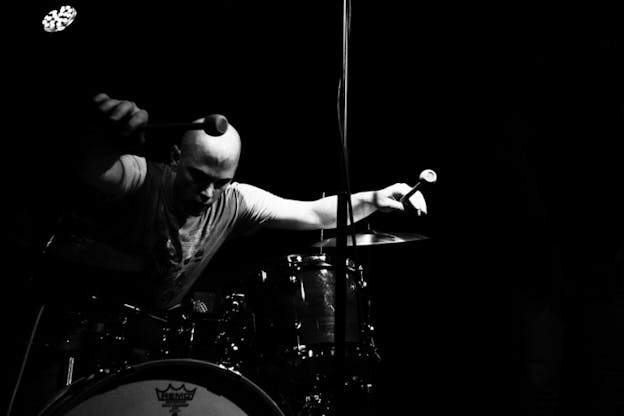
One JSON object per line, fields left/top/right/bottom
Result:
{"left": 357, "top": 265, "right": 367, "bottom": 288}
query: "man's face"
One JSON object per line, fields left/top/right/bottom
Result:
{"left": 172, "top": 149, "right": 237, "bottom": 217}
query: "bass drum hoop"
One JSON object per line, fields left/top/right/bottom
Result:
{"left": 38, "top": 359, "right": 285, "bottom": 416}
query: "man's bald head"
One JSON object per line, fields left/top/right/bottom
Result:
{"left": 171, "top": 120, "right": 241, "bottom": 217}
{"left": 179, "top": 119, "right": 241, "bottom": 170}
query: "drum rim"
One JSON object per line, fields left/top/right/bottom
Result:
{"left": 38, "top": 358, "right": 285, "bottom": 416}
{"left": 266, "top": 253, "right": 358, "bottom": 270}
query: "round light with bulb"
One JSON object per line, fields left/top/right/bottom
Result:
{"left": 42, "top": 5, "right": 77, "bottom": 33}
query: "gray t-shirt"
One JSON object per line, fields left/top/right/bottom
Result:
{"left": 49, "top": 157, "right": 279, "bottom": 310}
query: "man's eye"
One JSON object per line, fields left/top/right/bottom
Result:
{"left": 190, "top": 171, "right": 208, "bottom": 183}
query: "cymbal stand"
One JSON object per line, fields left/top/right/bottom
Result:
{"left": 333, "top": 0, "right": 356, "bottom": 414}
{"left": 319, "top": 192, "right": 325, "bottom": 256}
{"left": 6, "top": 304, "right": 46, "bottom": 416}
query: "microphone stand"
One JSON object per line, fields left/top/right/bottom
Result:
{"left": 333, "top": 0, "right": 354, "bottom": 413}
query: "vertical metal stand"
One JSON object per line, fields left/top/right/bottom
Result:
{"left": 333, "top": 2, "right": 352, "bottom": 413}
{"left": 6, "top": 304, "right": 46, "bottom": 416}
{"left": 334, "top": 192, "right": 348, "bottom": 414}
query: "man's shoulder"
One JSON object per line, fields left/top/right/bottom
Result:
{"left": 144, "top": 158, "right": 169, "bottom": 174}
{"left": 227, "top": 183, "right": 272, "bottom": 198}
{"left": 223, "top": 183, "right": 283, "bottom": 223}
{"left": 112, "top": 157, "right": 173, "bottom": 201}
{"left": 141, "top": 159, "right": 176, "bottom": 186}
{"left": 224, "top": 183, "right": 271, "bottom": 205}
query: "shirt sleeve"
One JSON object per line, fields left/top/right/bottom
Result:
{"left": 228, "top": 182, "right": 282, "bottom": 234}
{"left": 116, "top": 155, "right": 148, "bottom": 196}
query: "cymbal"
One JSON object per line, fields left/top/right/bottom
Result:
{"left": 312, "top": 230, "right": 429, "bottom": 248}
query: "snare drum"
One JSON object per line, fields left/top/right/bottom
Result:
{"left": 250, "top": 254, "right": 378, "bottom": 371}
{"left": 37, "top": 359, "right": 285, "bottom": 416}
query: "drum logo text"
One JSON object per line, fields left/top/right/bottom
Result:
{"left": 155, "top": 384, "right": 197, "bottom": 414}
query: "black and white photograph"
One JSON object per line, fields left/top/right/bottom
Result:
{"left": 3, "top": 2, "right": 623, "bottom": 415}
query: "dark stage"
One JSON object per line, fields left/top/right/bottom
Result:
{"left": 3, "top": 2, "right": 624, "bottom": 415}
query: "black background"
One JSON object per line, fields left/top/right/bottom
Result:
{"left": 3, "top": 2, "right": 624, "bottom": 415}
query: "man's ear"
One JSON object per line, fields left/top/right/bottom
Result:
{"left": 170, "top": 145, "right": 182, "bottom": 167}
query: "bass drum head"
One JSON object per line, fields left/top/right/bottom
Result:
{"left": 38, "top": 359, "right": 285, "bottom": 416}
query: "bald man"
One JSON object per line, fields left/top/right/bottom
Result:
{"left": 10, "top": 93, "right": 430, "bottom": 415}
{"left": 46, "top": 93, "right": 428, "bottom": 310}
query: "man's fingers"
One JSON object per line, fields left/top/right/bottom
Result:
{"left": 109, "top": 101, "right": 137, "bottom": 121}
{"left": 377, "top": 182, "right": 428, "bottom": 215}
{"left": 381, "top": 199, "right": 405, "bottom": 212}
{"left": 92, "top": 93, "right": 109, "bottom": 104}
{"left": 393, "top": 183, "right": 411, "bottom": 198}
{"left": 97, "top": 98, "right": 121, "bottom": 114}
{"left": 91, "top": 93, "right": 148, "bottom": 140}
{"left": 408, "top": 190, "right": 427, "bottom": 215}
{"left": 126, "top": 109, "right": 149, "bottom": 130}
{"left": 121, "top": 109, "right": 149, "bottom": 137}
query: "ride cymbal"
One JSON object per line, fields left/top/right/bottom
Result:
{"left": 312, "top": 230, "right": 429, "bottom": 248}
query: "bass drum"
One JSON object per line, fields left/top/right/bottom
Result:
{"left": 38, "top": 359, "right": 285, "bottom": 416}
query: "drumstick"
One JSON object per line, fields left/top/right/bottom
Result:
{"left": 399, "top": 169, "right": 437, "bottom": 203}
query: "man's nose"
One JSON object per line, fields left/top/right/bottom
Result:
{"left": 199, "top": 183, "right": 215, "bottom": 201}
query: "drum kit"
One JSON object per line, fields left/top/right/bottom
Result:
{"left": 26, "top": 230, "right": 429, "bottom": 416}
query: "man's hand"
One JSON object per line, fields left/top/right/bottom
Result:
{"left": 92, "top": 93, "right": 149, "bottom": 143}
{"left": 374, "top": 183, "right": 428, "bottom": 216}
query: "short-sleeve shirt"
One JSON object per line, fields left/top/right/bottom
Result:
{"left": 49, "top": 156, "right": 279, "bottom": 310}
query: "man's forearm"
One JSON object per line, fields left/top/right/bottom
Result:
{"left": 313, "top": 191, "right": 379, "bottom": 229}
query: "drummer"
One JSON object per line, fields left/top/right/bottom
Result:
{"left": 12, "top": 93, "right": 428, "bottom": 415}
{"left": 45, "top": 93, "right": 428, "bottom": 311}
